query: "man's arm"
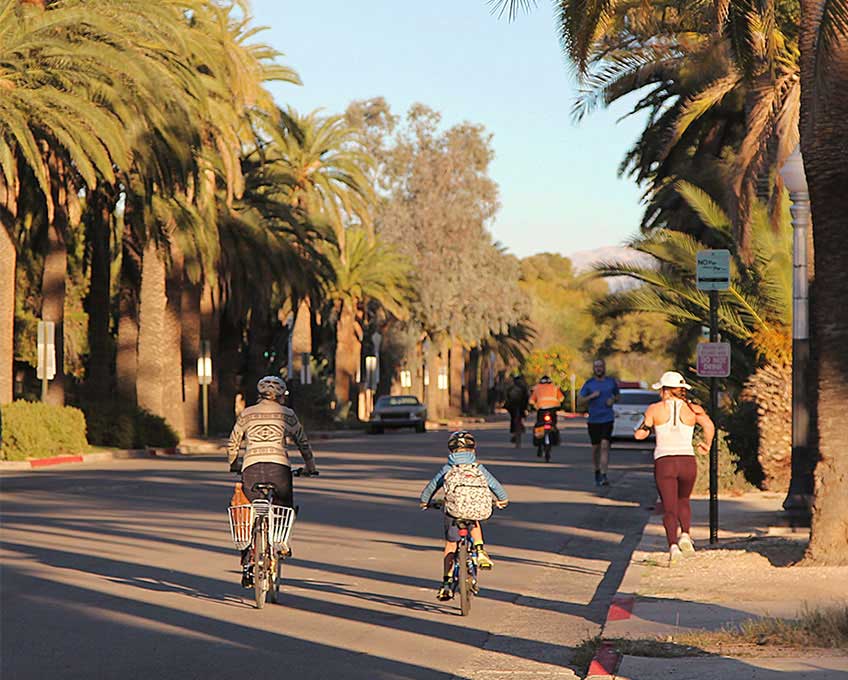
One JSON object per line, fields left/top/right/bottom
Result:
{"left": 285, "top": 410, "right": 317, "bottom": 473}
{"left": 419, "top": 465, "right": 449, "bottom": 505}
{"left": 226, "top": 416, "right": 245, "bottom": 467}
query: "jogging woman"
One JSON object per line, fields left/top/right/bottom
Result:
{"left": 635, "top": 371, "right": 715, "bottom": 564}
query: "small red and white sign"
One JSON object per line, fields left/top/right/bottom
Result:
{"left": 697, "top": 342, "right": 731, "bottom": 377}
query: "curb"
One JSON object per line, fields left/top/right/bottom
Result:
{"left": 583, "top": 507, "right": 658, "bottom": 679}
{"left": 0, "top": 447, "right": 184, "bottom": 471}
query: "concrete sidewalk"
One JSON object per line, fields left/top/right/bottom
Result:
{"left": 587, "top": 492, "right": 848, "bottom": 679}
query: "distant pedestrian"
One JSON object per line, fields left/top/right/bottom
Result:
{"left": 579, "top": 359, "right": 619, "bottom": 486}
{"left": 504, "top": 373, "right": 530, "bottom": 445}
{"left": 635, "top": 371, "right": 715, "bottom": 565}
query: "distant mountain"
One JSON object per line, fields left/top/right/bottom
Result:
{"left": 568, "top": 245, "right": 656, "bottom": 292}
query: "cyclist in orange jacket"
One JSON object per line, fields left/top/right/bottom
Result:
{"left": 530, "top": 376, "right": 564, "bottom": 446}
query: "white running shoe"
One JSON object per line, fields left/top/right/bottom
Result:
{"left": 669, "top": 544, "right": 682, "bottom": 565}
{"left": 678, "top": 533, "right": 695, "bottom": 554}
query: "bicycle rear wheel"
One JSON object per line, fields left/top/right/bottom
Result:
{"left": 458, "top": 542, "right": 472, "bottom": 616}
{"left": 253, "top": 523, "right": 268, "bottom": 609}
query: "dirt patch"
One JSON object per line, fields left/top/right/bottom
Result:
{"left": 639, "top": 536, "right": 848, "bottom": 605}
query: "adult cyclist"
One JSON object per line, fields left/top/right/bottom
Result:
{"left": 227, "top": 375, "right": 317, "bottom": 586}
{"left": 529, "top": 375, "right": 564, "bottom": 443}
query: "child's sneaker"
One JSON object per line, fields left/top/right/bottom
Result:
{"left": 678, "top": 533, "right": 695, "bottom": 554}
{"left": 475, "top": 546, "right": 493, "bottom": 569}
{"left": 437, "top": 579, "right": 453, "bottom": 601}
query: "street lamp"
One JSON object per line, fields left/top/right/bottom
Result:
{"left": 779, "top": 145, "right": 814, "bottom": 517}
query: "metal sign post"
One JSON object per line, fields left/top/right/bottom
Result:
{"left": 696, "top": 250, "right": 730, "bottom": 544}
{"left": 37, "top": 321, "right": 56, "bottom": 402}
{"left": 197, "top": 340, "right": 212, "bottom": 437}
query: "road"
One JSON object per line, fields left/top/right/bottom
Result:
{"left": 1, "top": 420, "right": 655, "bottom": 680}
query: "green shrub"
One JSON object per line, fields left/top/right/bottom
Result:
{"left": 80, "top": 401, "right": 178, "bottom": 448}
{"left": 693, "top": 429, "right": 755, "bottom": 495}
{"left": 0, "top": 400, "right": 89, "bottom": 461}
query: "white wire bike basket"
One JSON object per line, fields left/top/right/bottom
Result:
{"left": 227, "top": 504, "right": 254, "bottom": 550}
{"left": 268, "top": 505, "right": 296, "bottom": 552}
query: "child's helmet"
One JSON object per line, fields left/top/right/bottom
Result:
{"left": 448, "top": 430, "right": 476, "bottom": 452}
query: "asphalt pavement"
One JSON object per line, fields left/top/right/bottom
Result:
{"left": 0, "top": 420, "right": 656, "bottom": 679}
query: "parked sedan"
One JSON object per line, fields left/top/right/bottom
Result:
{"left": 612, "top": 389, "right": 661, "bottom": 440}
{"left": 368, "top": 395, "right": 427, "bottom": 434}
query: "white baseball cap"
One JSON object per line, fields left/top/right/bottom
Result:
{"left": 652, "top": 371, "right": 692, "bottom": 390}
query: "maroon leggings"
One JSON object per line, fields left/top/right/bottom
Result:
{"left": 654, "top": 455, "right": 697, "bottom": 547}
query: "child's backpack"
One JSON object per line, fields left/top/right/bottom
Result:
{"left": 443, "top": 463, "right": 493, "bottom": 520}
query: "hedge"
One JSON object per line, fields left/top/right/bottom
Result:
{"left": 80, "top": 401, "right": 178, "bottom": 449}
{"left": 0, "top": 400, "right": 89, "bottom": 461}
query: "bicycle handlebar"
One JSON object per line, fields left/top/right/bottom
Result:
{"left": 293, "top": 467, "right": 319, "bottom": 477}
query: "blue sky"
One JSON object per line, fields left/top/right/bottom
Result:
{"left": 248, "top": 1, "right": 647, "bottom": 258}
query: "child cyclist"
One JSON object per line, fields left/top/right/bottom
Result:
{"left": 419, "top": 430, "right": 509, "bottom": 601}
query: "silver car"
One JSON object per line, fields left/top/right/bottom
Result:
{"left": 612, "top": 389, "right": 661, "bottom": 440}
{"left": 368, "top": 395, "right": 427, "bottom": 434}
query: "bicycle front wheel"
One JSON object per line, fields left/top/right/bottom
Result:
{"left": 458, "top": 542, "right": 472, "bottom": 616}
{"left": 253, "top": 523, "right": 268, "bottom": 609}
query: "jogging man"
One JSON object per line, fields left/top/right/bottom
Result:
{"left": 579, "top": 359, "right": 619, "bottom": 486}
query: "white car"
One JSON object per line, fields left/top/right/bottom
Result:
{"left": 612, "top": 389, "right": 661, "bottom": 440}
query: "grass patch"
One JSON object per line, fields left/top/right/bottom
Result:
{"left": 571, "top": 635, "right": 602, "bottom": 674}
{"left": 676, "top": 606, "right": 848, "bottom": 650}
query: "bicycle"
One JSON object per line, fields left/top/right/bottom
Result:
{"left": 427, "top": 500, "right": 497, "bottom": 616}
{"left": 228, "top": 467, "right": 318, "bottom": 609}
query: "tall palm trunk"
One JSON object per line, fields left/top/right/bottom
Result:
{"left": 291, "top": 298, "right": 312, "bottom": 381}
{"left": 216, "top": 310, "right": 243, "bottom": 426}
{"left": 449, "top": 340, "right": 464, "bottom": 416}
{"left": 467, "top": 347, "right": 481, "bottom": 413}
{"left": 41, "top": 218, "right": 66, "bottom": 405}
{"left": 116, "top": 223, "right": 141, "bottom": 404}
{"left": 136, "top": 239, "right": 166, "bottom": 418}
{"left": 0, "top": 221, "right": 15, "bottom": 404}
{"left": 334, "top": 300, "right": 360, "bottom": 408}
{"left": 84, "top": 188, "right": 115, "bottom": 398}
{"left": 245, "top": 309, "right": 273, "bottom": 404}
{"left": 799, "top": 2, "right": 848, "bottom": 564}
{"left": 182, "top": 282, "right": 202, "bottom": 437}
{"left": 163, "top": 244, "right": 185, "bottom": 438}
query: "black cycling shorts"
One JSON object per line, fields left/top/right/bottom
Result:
{"left": 242, "top": 462, "right": 294, "bottom": 507}
{"left": 587, "top": 421, "right": 614, "bottom": 445}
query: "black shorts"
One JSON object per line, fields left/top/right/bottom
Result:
{"left": 443, "top": 514, "right": 479, "bottom": 542}
{"left": 587, "top": 421, "right": 614, "bottom": 445}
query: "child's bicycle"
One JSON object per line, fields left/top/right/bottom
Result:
{"left": 228, "top": 467, "right": 318, "bottom": 609}
{"left": 427, "top": 500, "right": 496, "bottom": 616}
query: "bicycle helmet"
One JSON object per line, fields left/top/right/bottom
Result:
{"left": 540, "top": 375, "right": 552, "bottom": 384}
{"left": 257, "top": 375, "right": 287, "bottom": 402}
{"left": 448, "top": 430, "right": 476, "bottom": 453}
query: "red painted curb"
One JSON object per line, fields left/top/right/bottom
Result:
{"left": 607, "top": 595, "right": 635, "bottom": 622}
{"left": 30, "top": 455, "right": 84, "bottom": 468}
{"left": 587, "top": 641, "right": 621, "bottom": 677}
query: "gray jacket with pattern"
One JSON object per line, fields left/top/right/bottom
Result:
{"left": 227, "top": 398, "right": 316, "bottom": 472}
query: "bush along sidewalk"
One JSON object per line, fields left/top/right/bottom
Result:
{"left": 0, "top": 401, "right": 88, "bottom": 461}
{"left": 79, "top": 401, "right": 178, "bottom": 449}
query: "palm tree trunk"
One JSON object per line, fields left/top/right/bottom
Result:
{"left": 449, "top": 340, "right": 464, "bottom": 416}
{"left": 291, "top": 298, "right": 312, "bottom": 381}
{"left": 216, "top": 310, "right": 243, "bottom": 426}
{"left": 136, "top": 239, "right": 166, "bottom": 418}
{"left": 84, "top": 189, "right": 115, "bottom": 399}
{"left": 334, "top": 301, "right": 361, "bottom": 408}
{"left": 163, "top": 243, "right": 185, "bottom": 438}
{"left": 799, "top": 2, "right": 848, "bottom": 564}
{"left": 245, "top": 309, "right": 273, "bottom": 404}
{"left": 182, "top": 282, "right": 201, "bottom": 438}
{"left": 116, "top": 226, "right": 140, "bottom": 404}
{"left": 0, "top": 220, "right": 15, "bottom": 404}
{"left": 468, "top": 347, "right": 481, "bottom": 414}
{"left": 41, "top": 218, "right": 66, "bottom": 406}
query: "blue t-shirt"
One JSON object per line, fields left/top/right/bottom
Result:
{"left": 579, "top": 377, "right": 619, "bottom": 423}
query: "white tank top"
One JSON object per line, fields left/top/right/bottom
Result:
{"left": 654, "top": 398, "right": 695, "bottom": 460}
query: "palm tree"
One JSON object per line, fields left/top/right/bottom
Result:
{"left": 798, "top": 0, "right": 848, "bottom": 564}
{"left": 595, "top": 181, "right": 792, "bottom": 488}
{"left": 325, "top": 227, "right": 412, "bottom": 407}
